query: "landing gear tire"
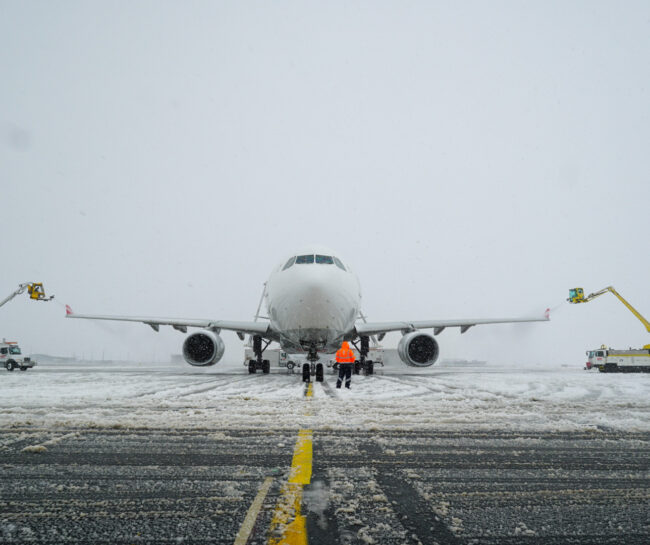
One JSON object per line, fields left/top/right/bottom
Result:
{"left": 354, "top": 361, "right": 361, "bottom": 375}
{"left": 6, "top": 361, "right": 15, "bottom": 372}
{"left": 364, "top": 361, "right": 374, "bottom": 375}
{"left": 262, "top": 360, "right": 270, "bottom": 374}
{"left": 316, "top": 363, "right": 324, "bottom": 382}
{"left": 248, "top": 361, "right": 256, "bottom": 374}
{"left": 302, "top": 363, "right": 310, "bottom": 383}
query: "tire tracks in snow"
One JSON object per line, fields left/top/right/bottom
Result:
{"left": 132, "top": 375, "right": 261, "bottom": 400}
{"left": 372, "top": 374, "right": 521, "bottom": 400}
{"left": 319, "top": 378, "right": 338, "bottom": 399}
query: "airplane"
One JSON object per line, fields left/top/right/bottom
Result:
{"left": 66, "top": 245, "right": 549, "bottom": 382}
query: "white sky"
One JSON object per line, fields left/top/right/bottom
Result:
{"left": 2, "top": 2, "right": 649, "bottom": 365}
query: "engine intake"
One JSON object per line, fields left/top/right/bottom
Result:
{"left": 397, "top": 331, "right": 439, "bottom": 367}
{"left": 182, "top": 330, "right": 225, "bottom": 367}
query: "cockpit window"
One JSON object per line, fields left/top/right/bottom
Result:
{"left": 315, "top": 255, "right": 334, "bottom": 264}
{"left": 333, "top": 256, "right": 346, "bottom": 271}
{"left": 282, "top": 256, "right": 296, "bottom": 271}
{"left": 295, "top": 254, "right": 315, "bottom": 264}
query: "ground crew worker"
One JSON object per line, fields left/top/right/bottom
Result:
{"left": 335, "top": 341, "right": 356, "bottom": 389}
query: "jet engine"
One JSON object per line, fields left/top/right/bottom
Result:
{"left": 397, "top": 331, "right": 439, "bottom": 367}
{"left": 182, "top": 330, "right": 225, "bottom": 367}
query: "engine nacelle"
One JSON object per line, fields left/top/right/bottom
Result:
{"left": 397, "top": 331, "right": 439, "bottom": 367}
{"left": 182, "top": 330, "right": 225, "bottom": 367}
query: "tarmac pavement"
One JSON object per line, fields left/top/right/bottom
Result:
{"left": 1, "top": 427, "right": 648, "bottom": 544}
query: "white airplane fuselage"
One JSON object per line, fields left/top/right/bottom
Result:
{"left": 265, "top": 250, "right": 361, "bottom": 353}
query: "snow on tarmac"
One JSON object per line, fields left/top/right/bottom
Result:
{"left": 0, "top": 358, "right": 648, "bottom": 432}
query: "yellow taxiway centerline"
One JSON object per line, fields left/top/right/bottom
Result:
{"left": 267, "top": 382, "right": 314, "bottom": 544}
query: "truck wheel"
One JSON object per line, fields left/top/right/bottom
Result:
{"left": 6, "top": 361, "right": 15, "bottom": 372}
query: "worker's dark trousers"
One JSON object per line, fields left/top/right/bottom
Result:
{"left": 336, "top": 364, "right": 353, "bottom": 389}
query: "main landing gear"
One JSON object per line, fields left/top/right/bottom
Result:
{"left": 248, "top": 335, "right": 271, "bottom": 374}
{"left": 302, "top": 344, "right": 324, "bottom": 383}
{"left": 352, "top": 336, "right": 375, "bottom": 376}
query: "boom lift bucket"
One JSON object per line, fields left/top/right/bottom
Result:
{"left": 568, "top": 288, "right": 585, "bottom": 303}
{"left": 27, "top": 283, "right": 54, "bottom": 302}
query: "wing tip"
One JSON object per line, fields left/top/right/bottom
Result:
{"left": 544, "top": 308, "right": 550, "bottom": 320}
{"left": 65, "top": 304, "right": 74, "bottom": 316}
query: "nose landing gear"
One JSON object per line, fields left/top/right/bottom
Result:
{"left": 302, "top": 344, "right": 324, "bottom": 383}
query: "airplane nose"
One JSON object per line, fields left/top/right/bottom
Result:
{"left": 296, "top": 278, "right": 330, "bottom": 302}
{"left": 266, "top": 263, "right": 360, "bottom": 341}
{"left": 288, "top": 273, "right": 345, "bottom": 328}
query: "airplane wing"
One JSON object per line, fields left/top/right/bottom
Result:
{"left": 65, "top": 305, "right": 270, "bottom": 336}
{"left": 355, "top": 309, "right": 550, "bottom": 337}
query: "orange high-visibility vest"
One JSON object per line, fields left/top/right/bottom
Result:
{"left": 335, "top": 342, "right": 355, "bottom": 363}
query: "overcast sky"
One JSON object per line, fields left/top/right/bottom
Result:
{"left": 2, "top": 2, "right": 648, "bottom": 366}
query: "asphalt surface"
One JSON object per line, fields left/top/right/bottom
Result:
{"left": 1, "top": 427, "right": 648, "bottom": 544}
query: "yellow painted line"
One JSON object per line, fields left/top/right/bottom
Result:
{"left": 268, "top": 482, "right": 307, "bottom": 545}
{"left": 268, "top": 386, "right": 314, "bottom": 544}
{"left": 233, "top": 476, "right": 274, "bottom": 545}
{"left": 288, "top": 430, "right": 313, "bottom": 485}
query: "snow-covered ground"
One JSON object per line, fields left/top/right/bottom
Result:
{"left": 1, "top": 357, "right": 648, "bottom": 432}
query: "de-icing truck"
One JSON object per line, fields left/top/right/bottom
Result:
{"left": 585, "top": 346, "right": 650, "bottom": 373}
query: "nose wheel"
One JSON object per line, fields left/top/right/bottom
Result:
{"left": 301, "top": 362, "right": 325, "bottom": 382}
{"left": 302, "top": 344, "right": 324, "bottom": 382}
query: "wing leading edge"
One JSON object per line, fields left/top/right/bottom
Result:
{"left": 65, "top": 305, "right": 270, "bottom": 336}
{"left": 355, "top": 309, "right": 550, "bottom": 337}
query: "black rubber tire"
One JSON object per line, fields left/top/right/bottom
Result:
{"left": 316, "top": 363, "right": 324, "bottom": 382}
{"left": 20, "top": 367, "right": 28, "bottom": 371}
{"left": 365, "top": 361, "right": 374, "bottom": 375}
{"left": 6, "top": 361, "right": 15, "bottom": 372}
{"left": 248, "top": 361, "right": 256, "bottom": 374}
{"left": 354, "top": 361, "right": 361, "bottom": 375}
{"left": 262, "top": 360, "right": 270, "bottom": 374}
{"left": 302, "top": 363, "right": 310, "bottom": 383}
